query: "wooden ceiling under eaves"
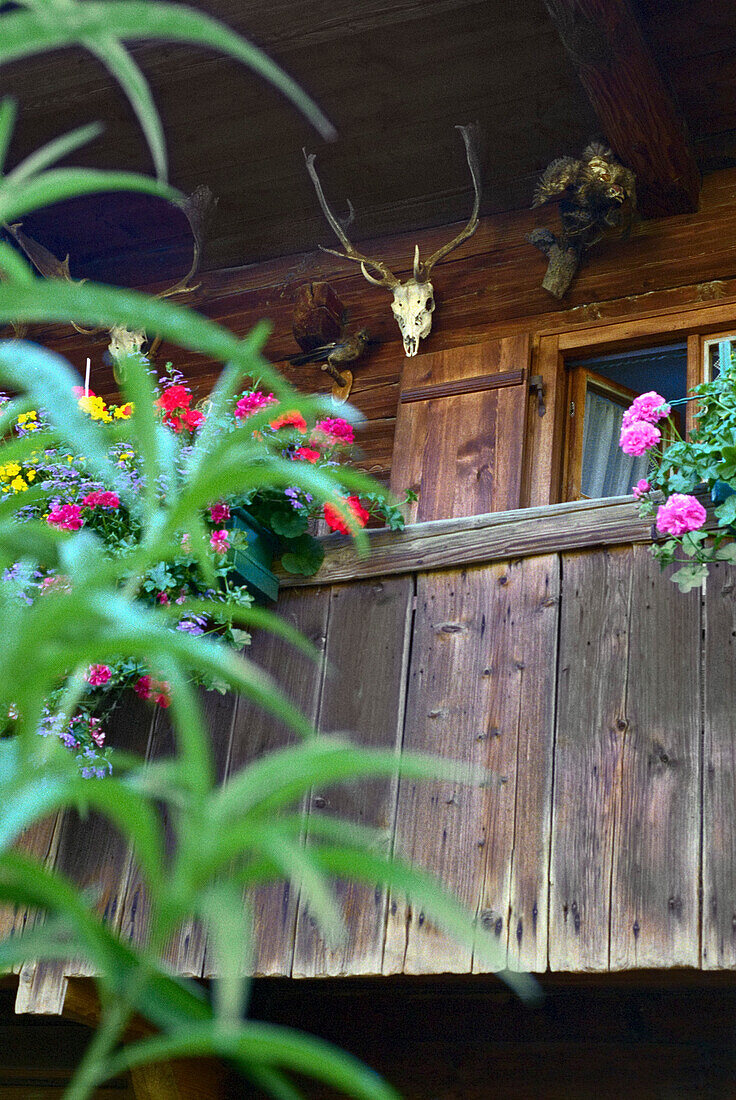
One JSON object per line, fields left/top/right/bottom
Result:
{"left": 0, "top": 0, "right": 735, "bottom": 285}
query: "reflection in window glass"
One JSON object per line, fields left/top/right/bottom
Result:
{"left": 581, "top": 388, "right": 649, "bottom": 498}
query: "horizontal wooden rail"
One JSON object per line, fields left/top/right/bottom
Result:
{"left": 277, "top": 496, "right": 660, "bottom": 587}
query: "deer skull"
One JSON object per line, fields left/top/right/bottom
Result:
{"left": 108, "top": 325, "right": 147, "bottom": 361}
{"left": 304, "top": 126, "right": 481, "bottom": 357}
{"left": 391, "top": 276, "right": 435, "bottom": 357}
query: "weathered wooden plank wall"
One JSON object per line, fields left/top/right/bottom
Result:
{"left": 13, "top": 541, "right": 736, "bottom": 1013}
{"left": 23, "top": 167, "right": 736, "bottom": 486}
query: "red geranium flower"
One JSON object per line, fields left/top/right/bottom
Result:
{"left": 323, "top": 495, "right": 370, "bottom": 535}
{"left": 184, "top": 407, "right": 205, "bottom": 431}
{"left": 156, "top": 384, "right": 192, "bottom": 412}
{"left": 270, "top": 410, "right": 307, "bottom": 433}
{"left": 293, "top": 446, "right": 321, "bottom": 463}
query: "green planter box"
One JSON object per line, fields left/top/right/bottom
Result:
{"left": 228, "top": 508, "right": 279, "bottom": 603}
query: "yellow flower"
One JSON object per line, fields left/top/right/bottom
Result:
{"left": 17, "top": 411, "right": 37, "bottom": 425}
{"left": 78, "top": 395, "right": 112, "bottom": 422}
{"left": 119, "top": 451, "right": 134, "bottom": 460}
{"left": 113, "top": 403, "right": 134, "bottom": 419}
{"left": 10, "top": 476, "right": 27, "bottom": 492}
{"left": 0, "top": 462, "right": 21, "bottom": 480}
{"left": 26, "top": 469, "right": 36, "bottom": 482}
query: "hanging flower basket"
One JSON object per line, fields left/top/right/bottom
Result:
{"left": 228, "top": 507, "right": 279, "bottom": 603}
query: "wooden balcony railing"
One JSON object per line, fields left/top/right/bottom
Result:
{"left": 10, "top": 496, "right": 736, "bottom": 1015}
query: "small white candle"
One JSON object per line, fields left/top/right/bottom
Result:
{"left": 84, "top": 358, "right": 91, "bottom": 398}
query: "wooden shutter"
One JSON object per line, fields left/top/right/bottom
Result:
{"left": 390, "top": 335, "right": 530, "bottom": 522}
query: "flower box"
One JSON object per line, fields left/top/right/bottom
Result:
{"left": 228, "top": 507, "right": 279, "bottom": 603}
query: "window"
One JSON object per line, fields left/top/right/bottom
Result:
{"left": 564, "top": 344, "right": 687, "bottom": 501}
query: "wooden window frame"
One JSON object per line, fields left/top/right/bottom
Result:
{"left": 525, "top": 300, "right": 736, "bottom": 508}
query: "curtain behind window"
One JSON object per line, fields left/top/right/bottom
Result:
{"left": 581, "top": 389, "right": 649, "bottom": 498}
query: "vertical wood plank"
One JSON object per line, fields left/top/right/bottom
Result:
{"left": 114, "top": 691, "right": 235, "bottom": 973}
{"left": 702, "top": 563, "right": 736, "bottom": 967}
{"left": 15, "top": 700, "right": 155, "bottom": 1014}
{"left": 202, "top": 587, "right": 330, "bottom": 978}
{"left": 609, "top": 546, "right": 701, "bottom": 968}
{"left": 525, "top": 334, "right": 565, "bottom": 508}
{"left": 384, "top": 562, "right": 532, "bottom": 975}
{"left": 161, "top": 690, "right": 239, "bottom": 977}
{"left": 549, "top": 547, "right": 632, "bottom": 971}
{"left": 1, "top": 814, "right": 61, "bottom": 946}
{"left": 504, "top": 554, "right": 560, "bottom": 973}
{"left": 292, "top": 575, "right": 414, "bottom": 977}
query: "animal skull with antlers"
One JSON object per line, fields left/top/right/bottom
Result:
{"left": 304, "top": 126, "right": 482, "bottom": 357}
{"left": 3, "top": 185, "right": 215, "bottom": 376}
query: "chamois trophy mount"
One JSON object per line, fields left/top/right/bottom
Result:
{"left": 527, "top": 142, "right": 636, "bottom": 299}
{"left": 304, "top": 125, "right": 482, "bottom": 357}
{"left": 290, "top": 281, "right": 371, "bottom": 402}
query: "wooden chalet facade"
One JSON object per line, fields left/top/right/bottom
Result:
{"left": 5, "top": 0, "right": 736, "bottom": 1095}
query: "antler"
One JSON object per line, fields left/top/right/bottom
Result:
{"left": 154, "top": 184, "right": 215, "bottom": 299}
{"left": 3, "top": 221, "right": 98, "bottom": 335}
{"left": 303, "top": 150, "right": 400, "bottom": 290}
{"left": 416, "top": 124, "right": 482, "bottom": 281}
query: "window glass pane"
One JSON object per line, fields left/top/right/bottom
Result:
{"left": 705, "top": 337, "right": 736, "bottom": 380}
{"left": 570, "top": 343, "right": 688, "bottom": 435}
{"left": 580, "top": 389, "right": 649, "bottom": 498}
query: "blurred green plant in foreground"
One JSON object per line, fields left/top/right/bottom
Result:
{"left": 0, "top": 3, "right": 535, "bottom": 1097}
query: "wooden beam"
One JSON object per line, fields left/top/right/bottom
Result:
{"left": 277, "top": 496, "right": 659, "bottom": 586}
{"left": 543, "top": 0, "right": 701, "bottom": 217}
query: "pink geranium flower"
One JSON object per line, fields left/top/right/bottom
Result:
{"left": 656, "top": 494, "right": 707, "bottom": 536}
{"left": 632, "top": 478, "right": 650, "bottom": 499}
{"left": 209, "top": 502, "right": 231, "bottom": 524}
{"left": 86, "top": 664, "right": 112, "bottom": 686}
{"left": 619, "top": 421, "right": 661, "bottom": 455}
{"left": 622, "top": 392, "right": 671, "bottom": 428}
{"left": 313, "top": 416, "right": 354, "bottom": 446}
{"left": 234, "top": 391, "right": 277, "bottom": 420}
{"left": 83, "top": 490, "right": 120, "bottom": 509}
{"left": 210, "top": 528, "right": 230, "bottom": 554}
{"left": 47, "top": 503, "right": 83, "bottom": 531}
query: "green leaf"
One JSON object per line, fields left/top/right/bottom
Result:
{"left": 0, "top": 3, "right": 335, "bottom": 141}
{"left": 103, "top": 1022, "right": 401, "bottom": 1100}
{"left": 280, "top": 534, "right": 325, "bottom": 577}
{"left": 268, "top": 507, "right": 308, "bottom": 539}
{"left": 714, "top": 543, "right": 736, "bottom": 563}
{"left": 0, "top": 168, "right": 181, "bottom": 224}
{"left": 85, "top": 35, "right": 167, "bottom": 179}
{"left": 0, "top": 98, "right": 17, "bottom": 175}
{"left": 7, "top": 122, "right": 103, "bottom": 184}
{"left": 670, "top": 563, "right": 708, "bottom": 592}
{"left": 199, "top": 882, "right": 251, "bottom": 1024}
{"left": 715, "top": 493, "right": 736, "bottom": 527}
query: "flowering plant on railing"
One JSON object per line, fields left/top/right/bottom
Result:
{"left": 230, "top": 388, "right": 408, "bottom": 576}
{"left": 0, "top": 371, "right": 405, "bottom": 773}
{"left": 619, "top": 358, "right": 736, "bottom": 592}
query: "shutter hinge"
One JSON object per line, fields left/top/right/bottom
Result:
{"left": 529, "top": 375, "right": 546, "bottom": 417}
{"left": 570, "top": 400, "right": 575, "bottom": 416}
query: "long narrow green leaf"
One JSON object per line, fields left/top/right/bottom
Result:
{"left": 0, "top": 98, "right": 17, "bottom": 174}
{"left": 0, "top": 168, "right": 180, "bottom": 223}
{"left": 214, "top": 738, "right": 491, "bottom": 824}
{"left": 314, "top": 846, "right": 540, "bottom": 1000}
{"left": 84, "top": 35, "right": 167, "bottom": 179}
{"left": 0, "top": 3, "right": 336, "bottom": 141}
{"left": 0, "top": 240, "right": 34, "bottom": 284}
{"left": 8, "top": 122, "right": 103, "bottom": 184}
{"left": 199, "top": 881, "right": 251, "bottom": 1024}
{"left": 103, "top": 1023, "right": 401, "bottom": 1100}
